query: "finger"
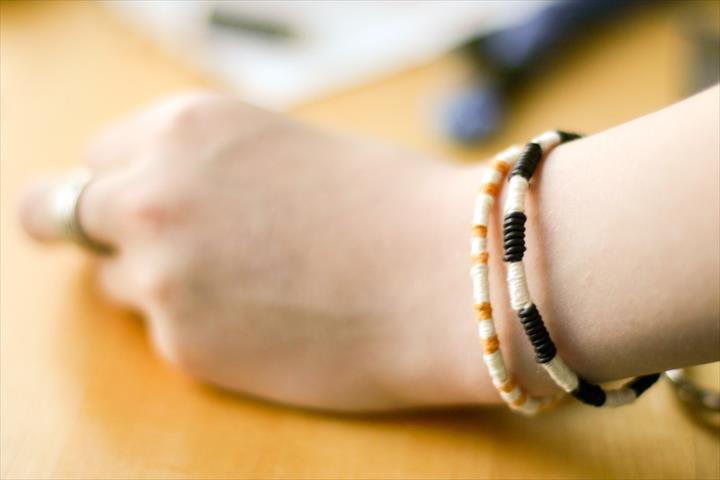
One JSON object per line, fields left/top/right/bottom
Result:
{"left": 84, "top": 115, "right": 145, "bottom": 174}
{"left": 18, "top": 175, "right": 66, "bottom": 242}
{"left": 19, "top": 170, "right": 125, "bottom": 248}
{"left": 97, "top": 257, "right": 139, "bottom": 308}
{"left": 97, "top": 249, "right": 175, "bottom": 315}
{"left": 76, "top": 168, "right": 137, "bottom": 248}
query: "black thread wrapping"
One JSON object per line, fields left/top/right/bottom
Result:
{"left": 518, "top": 304, "right": 557, "bottom": 364}
{"left": 571, "top": 377, "right": 607, "bottom": 407}
{"left": 509, "top": 142, "right": 542, "bottom": 180}
{"left": 557, "top": 130, "right": 583, "bottom": 143}
{"left": 502, "top": 212, "right": 527, "bottom": 262}
{"left": 504, "top": 129, "right": 661, "bottom": 409}
{"left": 626, "top": 373, "right": 661, "bottom": 398}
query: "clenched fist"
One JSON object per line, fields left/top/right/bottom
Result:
{"left": 20, "top": 93, "right": 500, "bottom": 411}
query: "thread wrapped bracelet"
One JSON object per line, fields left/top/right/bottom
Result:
{"left": 502, "top": 130, "right": 661, "bottom": 407}
{"left": 470, "top": 144, "right": 560, "bottom": 415}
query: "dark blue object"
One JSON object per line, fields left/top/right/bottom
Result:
{"left": 443, "top": 83, "right": 505, "bottom": 143}
{"left": 444, "top": 0, "right": 637, "bottom": 144}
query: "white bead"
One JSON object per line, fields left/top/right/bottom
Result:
{"left": 484, "top": 350, "right": 507, "bottom": 383}
{"left": 604, "top": 388, "right": 637, "bottom": 407}
{"left": 516, "top": 397, "right": 540, "bottom": 415}
{"left": 504, "top": 176, "right": 528, "bottom": 214}
{"left": 531, "top": 130, "right": 562, "bottom": 153}
{"left": 472, "top": 194, "right": 494, "bottom": 225}
{"left": 500, "top": 385, "right": 523, "bottom": 403}
{"left": 542, "top": 356, "right": 579, "bottom": 392}
{"left": 496, "top": 144, "right": 523, "bottom": 165}
{"left": 470, "top": 262, "right": 487, "bottom": 278}
{"left": 477, "top": 319, "right": 496, "bottom": 339}
{"left": 471, "top": 266, "right": 489, "bottom": 303}
{"left": 470, "top": 236, "right": 486, "bottom": 256}
{"left": 482, "top": 168, "right": 502, "bottom": 185}
{"left": 506, "top": 262, "right": 532, "bottom": 311}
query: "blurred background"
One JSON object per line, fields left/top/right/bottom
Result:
{"left": 1, "top": 1, "right": 719, "bottom": 479}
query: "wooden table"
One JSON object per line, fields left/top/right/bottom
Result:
{"left": 2, "top": 2, "right": 718, "bottom": 478}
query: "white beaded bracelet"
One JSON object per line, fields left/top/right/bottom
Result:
{"left": 470, "top": 144, "right": 560, "bottom": 415}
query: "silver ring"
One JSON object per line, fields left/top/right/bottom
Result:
{"left": 52, "top": 168, "right": 112, "bottom": 255}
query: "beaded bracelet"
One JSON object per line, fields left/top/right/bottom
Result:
{"left": 470, "top": 144, "right": 560, "bottom": 415}
{"left": 502, "top": 130, "right": 661, "bottom": 407}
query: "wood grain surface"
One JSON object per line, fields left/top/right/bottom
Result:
{"left": 1, "top": 1, "right": 718, "bottom": 479}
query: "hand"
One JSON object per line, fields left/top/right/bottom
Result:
{"left": 20, "top": 93, "right": 497, "bottom": 411}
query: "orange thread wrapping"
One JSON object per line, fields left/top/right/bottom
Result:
{"left": 475, "top": 302, "right": 492, "bottom": 320}
{"left": 512, "top": 388, "right": 528, "bottom": 407}
{"left": 472, "top": 251, "right": 489, "bottom": 265}
{"left": 483, "top": 182, "right": 499, "bottom": 196}
{"left": 493, "top": 159, "right": 510, "bottom": 175}
{"left": 483, "top": 336, "right": 500, "bottom": 354}
{"left": 472, "top": 224, "right": 487, "bottom": 237}
{"left": 499, "top": 376, "right": 517, "bottom": 393}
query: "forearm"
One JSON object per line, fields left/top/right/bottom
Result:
{"left": 483, "top": 86, "right": 720, "bottom": 396}
{"left": 20, "top": 89, "right": 717, "bottom": 411}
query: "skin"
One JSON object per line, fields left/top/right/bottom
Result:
{"left": 19, "top": 86, "right": 720, "bottom": 412}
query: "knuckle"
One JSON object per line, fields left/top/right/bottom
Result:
{"left": 161, "top": 104, "right": 199, "bottom": 136}
{"left": 165, "top": 90, "right": 221, "bottom": 108}
{"left": 117, "top": 182, "right": 180, "bottom": 230}
{"left": 137, "top": 266, "right": 177, "bottom": 304}
{"left": 157, "top": 92, "right": 219, "bottom": 136}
